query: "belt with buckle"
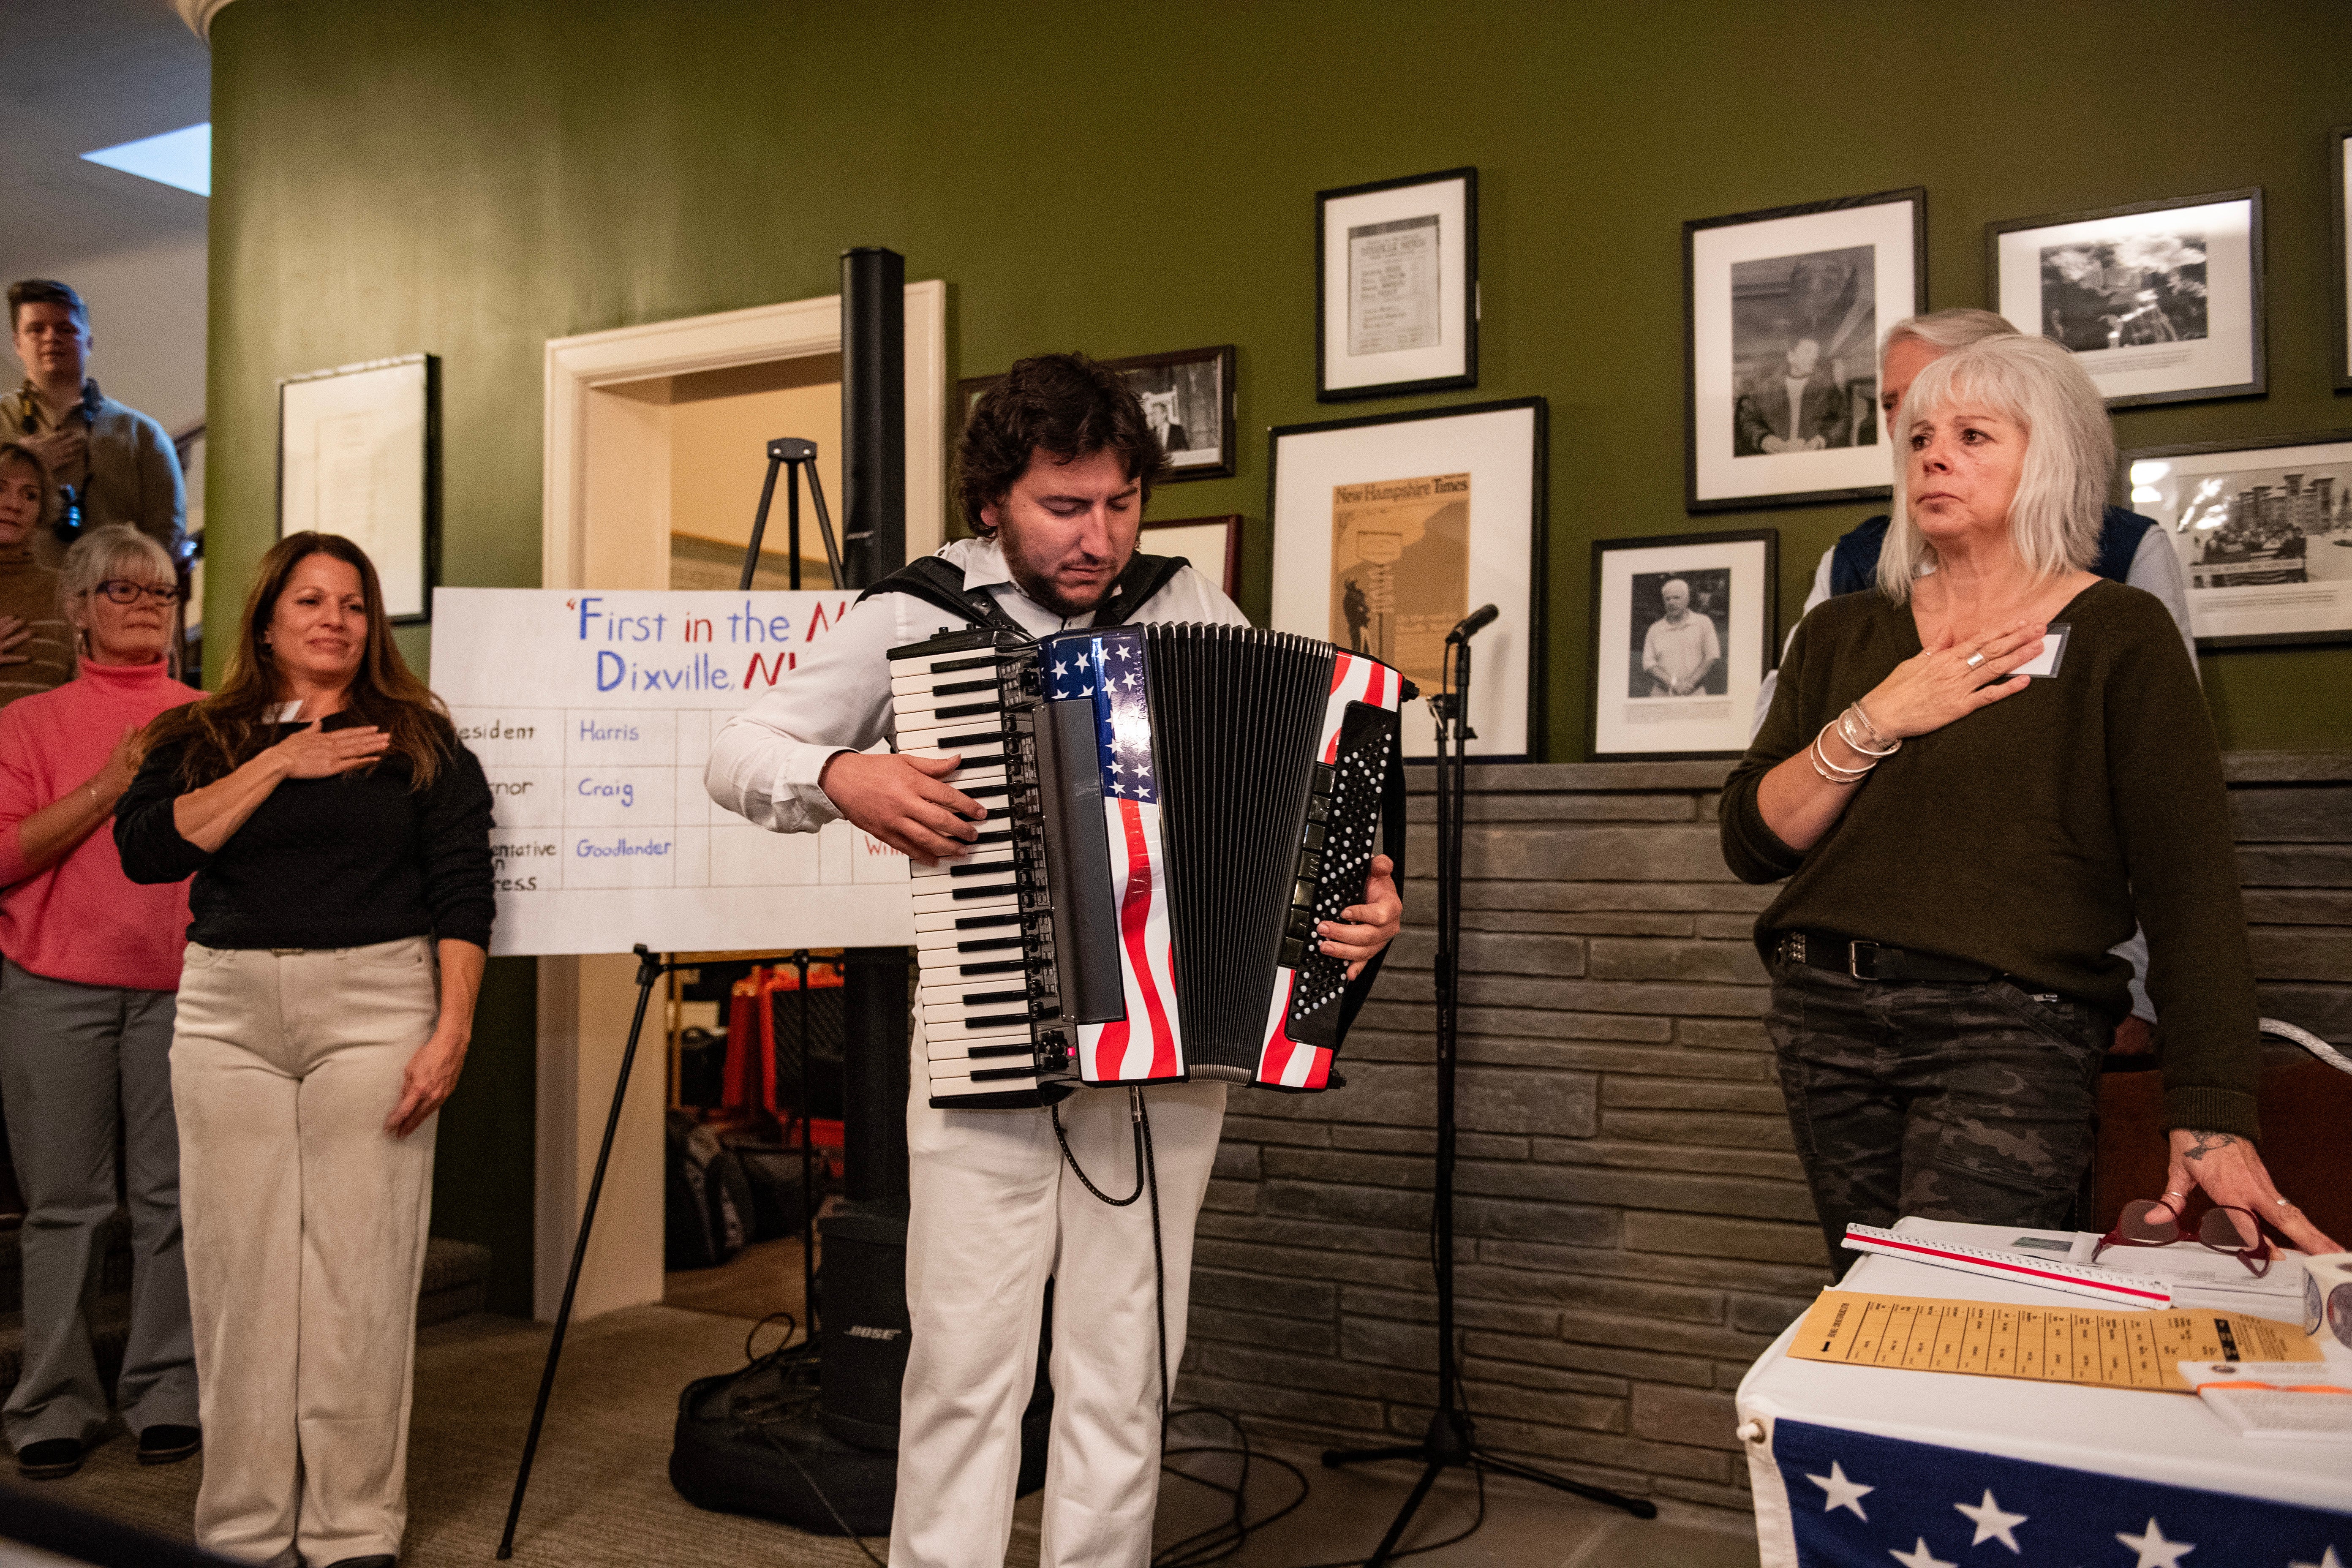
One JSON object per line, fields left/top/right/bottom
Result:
{"left": 1778, "top": 930, "right": 2001, "bottom": 985}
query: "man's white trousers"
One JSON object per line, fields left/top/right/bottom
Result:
{"left": 889, "top": 1038, "right": 1225, "bottom": 1568}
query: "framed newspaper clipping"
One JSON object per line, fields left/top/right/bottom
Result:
{"left": 1268, "top": 398, "right": 1544, "bottom": 761}
{"left": 1989, "top": 188, "right": 2265, "bottom": 409}
{"left": 1588, "top": 529, "right": 1778, "bottom": 761}
{"left": 1316, "top": 168, "right": 1478, "bottom": 402}
{"left": 1685, "top": 188, "right": 1924, "bottom": 512}
{"left": 2123, "top": 431, "right": 2352, "bottom": 649}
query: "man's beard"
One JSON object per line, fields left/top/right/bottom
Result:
{"left": 1007, "top": 564, "right": 1108, "bottom": 619}
{"left": 998, "top": 533, "right": 1122, "bottom": 619}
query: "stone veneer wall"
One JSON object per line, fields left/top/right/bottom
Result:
{"left": 1175, "top": 754, "right": 2352, "bottom": 1519}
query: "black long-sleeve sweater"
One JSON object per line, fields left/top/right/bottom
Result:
{"left": 115, "top": 713, "right": 496, "bottom": 951}
{"left": 1720, "top": 579, "right": 2260, "bottom": 1141}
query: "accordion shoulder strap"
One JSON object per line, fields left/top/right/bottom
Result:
{"left": 857, "top": 555, "right": 1030, "bottom": 636}
{"left": 1090, "top": 552, "right": 1189, "bottom": 629}
{"left": 859, "top": 550, "right": 1193, "bottom": 634}
{"left": 1333, "top": 732, "right": 1409, "bottom": 1043}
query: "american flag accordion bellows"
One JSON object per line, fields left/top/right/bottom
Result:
{"left": 1766, "top": 1417, "right": 2350, "bottom": 1567}
{"left": 888, "top": 622, "right": 1408, "bottom": 1109}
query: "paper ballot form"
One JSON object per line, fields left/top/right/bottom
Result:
{"left": 1788, "top": 1290, "right": 2320, "bottom": 1392}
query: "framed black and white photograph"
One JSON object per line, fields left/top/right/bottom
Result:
{"left": 278, "top": 353, "right": 438, "bottom": 622}
{"left": 1268, "top": 398, "right": 1544, "bottom": 761}
{"left": 958, "top": 344, "right": 1235, "bottom": 481}
{"left": 2331, "top": 127, "right": 2351, "bottom": 392}
{"left": 1140, "top": 513, "right": 1241, "bottom": 599}
{"left": 1316, "top": 167, "right": 1477, "bottom": 402}
{"left": 1989, "top": 188, "right": 2264, "bottom": 408}
{"left": 1588, "top": 530, "right": 1778, "bottom": 760}
{"left": 1685, "top": 188, "right": 1924, "bottom": 512}
{"left": 2123, "top": 432, "right": 2352, "bottom": 649}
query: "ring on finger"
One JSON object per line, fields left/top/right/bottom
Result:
{"left": 1963, "top": 649, "right": 1987, "bottom": 670}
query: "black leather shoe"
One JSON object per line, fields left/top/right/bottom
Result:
{"left": 15, "top": 1438, "right": 81, "bottom": 1479}
{"left": 321, "top": 1558, "right": 397, "bottom": 1568}
{"left": 136, "top": 1424, "right": 201, "bottom": 1465}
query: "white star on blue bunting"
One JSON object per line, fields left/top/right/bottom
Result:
{"left": 1769, "top": 1421, "right": 2347, "bottom": 1568}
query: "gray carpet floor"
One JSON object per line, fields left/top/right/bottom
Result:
{"left": 39, "top": 1306, "right": 1761, "bottom": 1567}
{"left": 37, "top": 1306, "right": 879, "bottom": 1568}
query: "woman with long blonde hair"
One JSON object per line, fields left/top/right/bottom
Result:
{"left": 1723, "top": 335, "right": 2332, "bottom": 1267}
{"left": 116, "top": 532, "right": 493, "bottom": 1568}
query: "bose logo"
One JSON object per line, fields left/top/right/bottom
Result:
{"left": 845, "top": 1325, "right": 904, "bottom": 1342}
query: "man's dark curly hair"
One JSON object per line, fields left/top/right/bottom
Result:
{"left": 956, "top": 353, "right": 1166, "bottom": 538}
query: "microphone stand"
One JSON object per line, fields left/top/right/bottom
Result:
{"left": 1321, "top": 612, "right": 1654, "bottom": 1563}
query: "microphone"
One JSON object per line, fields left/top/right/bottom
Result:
{"left": 1447, "top": 604, "right": 1499, "bottom": 643}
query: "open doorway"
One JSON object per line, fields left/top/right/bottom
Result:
{"left": 666, "top": 355, "right": 846, "bottom": 590}
{"left": 535, "top": 285, "right": 945, "bottom": 1324}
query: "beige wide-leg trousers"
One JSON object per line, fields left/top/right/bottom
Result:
{"left": 171, "top": 938, "right": 441, "bottom": 1567}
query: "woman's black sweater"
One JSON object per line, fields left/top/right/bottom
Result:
{"left": 116, "top": 713, "right": 495, "bottom": 951}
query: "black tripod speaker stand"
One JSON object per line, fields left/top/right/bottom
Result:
{"left": 1321, "top": 607, "right": 1654, "bottom": 1564}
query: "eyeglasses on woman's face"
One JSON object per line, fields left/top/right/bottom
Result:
{"left": 93, "top": 580, "right": 182, "bottom": 606}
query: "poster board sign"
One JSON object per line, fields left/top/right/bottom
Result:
{"left": 431, "top": 588, "right": 913, "bottom": 956}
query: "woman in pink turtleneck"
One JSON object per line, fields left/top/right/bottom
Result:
{"left": 0, "top": 523, "right": 199, "bottom": 1481}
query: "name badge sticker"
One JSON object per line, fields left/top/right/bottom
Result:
{"left": 2012, "top": 622, "right": 2070, "bottom": 679}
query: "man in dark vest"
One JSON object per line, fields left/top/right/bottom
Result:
{"left": 707, "top": 353, "right": 1401, "bottom": 1567}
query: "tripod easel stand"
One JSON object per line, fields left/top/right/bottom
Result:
{"left": 495, "top": 943, "right": 819, "bottom": 1559}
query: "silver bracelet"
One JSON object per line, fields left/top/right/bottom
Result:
{"left": 1850, "top": 696, "right": 1895, "bottom": 749}
{"left": 1810, "top": 724, "right": 1873, "bottom": 784}
{"left": 1835, "top": 706, "right": 1899, "bottom": 759}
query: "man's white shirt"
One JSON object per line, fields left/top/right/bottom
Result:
{"left": 704, "top": 536, "right": 1250, "bottom": 834}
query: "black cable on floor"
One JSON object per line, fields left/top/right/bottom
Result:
{"left": 1154, "top": 1406, "right": 1310, "bottom": 1566}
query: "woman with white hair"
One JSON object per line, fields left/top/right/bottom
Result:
{"left": 1722, "top": 333, "right": 2336, "bottom": 1265}
{"left": 0, "top": 524, "right": 200, "bottom": 1479}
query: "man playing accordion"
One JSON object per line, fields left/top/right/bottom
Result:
{"left": 707, "top": 353, "right": 1403, "bottom": 1566}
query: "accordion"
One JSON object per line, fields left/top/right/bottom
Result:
{"left": 888, "top": 623, "right": 1408, "bottom": 1109}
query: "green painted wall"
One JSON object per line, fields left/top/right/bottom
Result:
{"left": 206, "top": 0, "right": 2352, "bottom": 1307}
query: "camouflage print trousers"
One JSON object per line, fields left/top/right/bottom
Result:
{"left": 1764, "top": 958, "right": 2110, "bottom": 1269}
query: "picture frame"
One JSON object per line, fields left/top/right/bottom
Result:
{"left": 1267, "top": 397, "right": 1544, "bottom": 762}
{"left": 1988, "top": 188, "right": 2265, "bottom": 408}
{"left": 2121, "top": 431, "right": 2352, "bottom": 650}
{"left": 2331, "top": 127, "right": 2351, "bottom": 392}
{"left": 1315, "top": 167, "right": 1477, "bottom": 402}
{"left": 958, "top": 344, "right": 1236, "bottom": 482}
{"left": 1139, "top": 513, "right": 1242, "bottom": 599}
{"left": 1685, "top": 187, "right": 1925, "bottom": 512}
{"left": 1588, "top": 530, "right": 1779, "bottom": 762}
{"left": 278, "top": 353, "right": 438, "bottom": 623}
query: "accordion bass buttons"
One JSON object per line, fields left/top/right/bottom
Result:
{"left": 1277, "top": 765, "right": 1342, "bottom": 969}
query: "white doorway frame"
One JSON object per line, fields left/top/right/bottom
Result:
{"left": 532, "top": 283, "right": 946, "bottom": 1321}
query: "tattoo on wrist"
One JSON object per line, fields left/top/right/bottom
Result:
{"left": 2184, "top": 1129, "right": 2238, "bottom": 1162}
